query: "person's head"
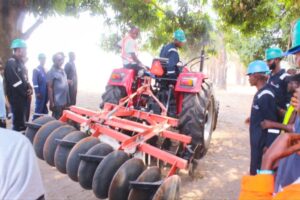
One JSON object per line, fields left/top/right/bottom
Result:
{"left": 173, "top": 29, "right": 186, "bottom": 48}
{"left": 52, "top": 52, "right": 65, "bottom": 68}
{"left": 247, "top": 60, "right": 270, "bottom": 86}
{"left": 286, "top": 19, "right": 300, "bottom": 67}
{"left": 68, "top": 52, "right": 75, "bottom": 62}
{"left": 10, "top": 39, "right": 27, "bottom": 61}
{"left": 129, "top": 26, "right": 140, "bottom": 39}
{"left": 287, "top": 74, "right": 300, "bottom": 93}
{"left": 38, "top": 53, "right": 46, "bottom": 66}
{"left": 265, "top": 47, "right": 283, "bottom": 71}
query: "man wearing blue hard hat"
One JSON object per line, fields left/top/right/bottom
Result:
{"left": 247, "top": 60, "right": 279, "bottom": 175}
{"left": 159, "top": 29, "right": 186, "bottom": 79}
{"left": 265, "top": 47, "right": 290, "bottom": 117}
{"left": 4, "top": 38, "right": 32, "bottom": 131}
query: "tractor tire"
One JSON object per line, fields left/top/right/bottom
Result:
{"left": 54, "top": 131, "right": 88, "bottom": 173}
{"left": 25, "top": 116, "right": 55, "bottom": 143}
{"left": 66, "top": 137, "right": 100, "bottom": 182}
{"left": 213, "top": 99, "right": 219, "bottom": 131}
{"left": 179, "top": 81, "right": 215, "bottom": 159}
{"left": 43, "top": 125, "right": 76, "bottom": 166}
{"left": 78, "top": 143, "right": 114, "bottom": 190}
{"left": 33, "top": 120, "right": 64, "bottom": 160}
{"left": 100, "top": 86, "right": 127, "bottom": 108}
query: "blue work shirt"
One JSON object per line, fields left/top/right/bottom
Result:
{"left": 250, "top": 85, "right": 279, "bottom": 148}
{"left": 275, "top": 115, "right": 300, "bottom": 192}
{"left": 159, "top": 43, "right": 180, "bottom": 78}
{"left": 267, "top": 69, "right": 290, "bottom": 109}
{"left": 32, "top": 65, "right": 47, "bottom": 99}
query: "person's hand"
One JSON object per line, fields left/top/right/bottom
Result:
{"left": 68, "top": 80, "right": 73, "bottom": 86}
{"left": 261, "top": 133, "right": 300, "bottom": 170}
{"left": 261, "top": 120, "right": 273, "bottom": 129}
{"left": 291, "top": 88, "right": 300, "bottom": 112}
{"left": 245, "top": 117, "right": 250, "bottom": 124}
{"left": 36, "top": 93, "right": 42, "bottom": 99}
{"left": 27, "top": 88, "right": 33, "bottom": 96}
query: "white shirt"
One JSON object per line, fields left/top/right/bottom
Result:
{"left": 0, "top": 129, "right": 45, "bottom": 199}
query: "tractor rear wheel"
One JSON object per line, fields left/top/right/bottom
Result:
{"left": 179, "top": 81, "right": 215, "bottom": 159}
{"left": 100, "top": 86, "right": 127, "bottom": 108}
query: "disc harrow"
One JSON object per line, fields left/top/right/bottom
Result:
{"left": 25, "top": 99, "right": 197, "bottom": 199}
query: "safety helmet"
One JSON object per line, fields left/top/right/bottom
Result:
{"left": 265, "top": 47, "right": 283, "bottom": 61}
{"left": 38, "top": 53, "right": 46, "bottom": 60}
{"left": 10, "top": 38, "right": 27, "bottom": 49}
{"left": 247, "top": 60, "right": 270, "bottom": 75}
{"left": 173, "top": 29, "right": 186, "bottom": 43}
{"left": 287, "top": 19, "right": 300, "bottom": 55}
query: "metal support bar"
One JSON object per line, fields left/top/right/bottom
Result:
{"left": 129, "top": 180, "right": 163, "bottom": 190}
{"left": 25, "top": 122, "right": 42, "bottom": 129}
{"left": 79, "top": 154, "right": 105, "bottom": 162}
{"left": 56, "top": 139, "right": 77, "bottom": 148}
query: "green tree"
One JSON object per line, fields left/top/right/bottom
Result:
{"left": 0, "top": 0, "right": 104, "bottom": 61}
{"left": 213, "top": 0, "right": 300, "bottom": 65}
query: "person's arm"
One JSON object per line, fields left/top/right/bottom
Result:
{"left": 261, "top": 120, "right": 293, "bottom": 132}
{"left": 239, "top": 133, "right": 300, "bottom": 200}
{"left": 166, "top": 51, "right": 180, "bottom": 76}
{"left": 47, "top": 81, "right": 54, "bottom": 111}
{"left": 32, "top": 69, "right": 41, "bottom": 99}
{"left": 4, "top": 60, "right": 27, "bottom": 98}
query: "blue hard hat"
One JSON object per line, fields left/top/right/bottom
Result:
{"left": 10, "top": 38, "right": 27, "bottom": 49}
{"left": 173, "top": 29, "right": 186, "bottom": 43}
{"left": 265, "top": 47, "right": 283, "bottom": 61}
{"left": 247, "top": 60, "right": 270, "bottom": 75}
{"left": 38, "top": 53, "right": 46, "bottom": 60}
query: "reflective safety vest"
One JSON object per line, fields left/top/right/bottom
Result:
{"left": 121, "top": 35, "right": 138, "bottom": 65}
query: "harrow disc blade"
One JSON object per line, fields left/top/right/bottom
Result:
{"left": 25, "top": 115, "right": 55, "bottom": 143}
{"left": 152, "top": 175, "right": 181, "bottom": 200}
{"left": 128, "top": 167, "right": 162, "bottom": 200}
{"left": 78, "top": 143, "right": 114, "bottom": 189}
{"left": 66, "top": 137, "right": 100, "bottom": 182}
{"left": 92, "top": 151, "right": 129, "bottom": 199}
{"left": 54, "top": 131, "right": 87, "bottom": 173}
{"left": 33, "top": 120, "right": 64, "bottom": 160}
{"left": 43, "top": 125, "right": 76, "bottom": 166}
{"left": 109, "top": 158, "right": 145, "bottom": 200}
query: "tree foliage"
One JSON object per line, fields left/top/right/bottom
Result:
{"left": 213, "top": 0, "right": 300, "bottom": 65}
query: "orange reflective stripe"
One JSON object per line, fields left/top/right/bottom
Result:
{"left": 239, "top": 175, "right": 274, "bottom": 200}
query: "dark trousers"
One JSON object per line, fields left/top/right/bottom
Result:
{"left": 52, "top": 105, "right": 66, "bottom": 120}
{"left": 10, "top": 99, "right": 27, "bottom": 131}
{"left": 69, "top": 87, "right": 77, "bottom": 106}
{"left": 33, "top": 97, "right": 48, "bottom": 120}
{"left": 250, "top": 144, "right": 264, "bottom": 175}
{"left": 124, "top": 64, "right": 141, "bottom": 72}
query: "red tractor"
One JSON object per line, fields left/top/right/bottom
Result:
{"left": 25, "top": 52, "right": 219, "bottom": 200}
{"left": 100, "top": 54, "right": 219, "bottom": 159}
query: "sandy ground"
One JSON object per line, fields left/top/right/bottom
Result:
{"left": 36, "top": 85, "right": 255, "bottom": 200}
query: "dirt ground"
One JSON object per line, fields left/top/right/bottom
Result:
{"left": 38, "top": 85, "right": 255, "bottom": 200}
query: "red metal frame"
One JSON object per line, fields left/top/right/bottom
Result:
{"left": 60, "top": 104, "right": 192, "bottom": 176}
{"left": 175, "top": 72, "right": 206, "bottom": 93}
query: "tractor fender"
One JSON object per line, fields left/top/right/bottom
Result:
{"left": 175, "top": 72, "right": 207, "bottom": 93}
{"left": 108, "top": 68, "right": 135, "bottom": 95}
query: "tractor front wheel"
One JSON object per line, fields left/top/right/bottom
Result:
{"left": 100, "top": 86, "right": 127, "bottom": 108}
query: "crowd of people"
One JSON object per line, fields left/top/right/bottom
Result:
{"left": 0, "top": 39, "right": 78, "bottom": 131}
{"left": 239, "top": 18, "right": 300, "bottom": 199}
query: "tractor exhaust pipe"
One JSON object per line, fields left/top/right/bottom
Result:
{"left": 199, "top": 49, "right": 205, "bottom": 72}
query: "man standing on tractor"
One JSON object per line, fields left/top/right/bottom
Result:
{"left": 120, "top": 26, "right": 145, "bottom": 72}
{"left": 159, "top": 29, "right": 186, "bottom": 79}
{"left": 265, "top": 47, "right": 290, "bottom": 115}
{"left": 247, "top": 60, "right": 279, "bottom": 175}
{"left": 4, "top": 39, "right": 33, "bottom": 131}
